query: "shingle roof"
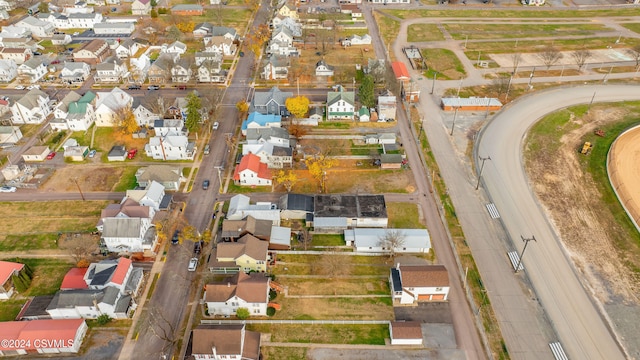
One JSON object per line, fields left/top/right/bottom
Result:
{"left": 233, "top": 153, "right": 272, "bottom": 181}
{"left": 251, "top": 87, "right": 292, "bottom": 108}
{"left": 399, "top": 265, "right": 449, "bottom": 288}
{"left": 216, "top": 234, "right": 268, "bottom": 262}
{"left": 191, "top": 325, "right": 260, "bottom": 359}
{"left": 327, "top": 90, "right": 355, "bottom": 107}
{"left": 205, "top": 271, "right": 269, "bottom": 303}
{"left": 390, "top": 321, "right": 423, "bottom": 340}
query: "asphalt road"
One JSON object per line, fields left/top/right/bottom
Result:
{"left": 476, "top": 84, "right": 640, "bottom": 360}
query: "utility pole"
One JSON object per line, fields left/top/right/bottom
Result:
{"left": 528, "top": 67, "right": 535, "bottom": 89}
{"left": 587, "top": 91, "right": 597, "bottom": 114}
{"left": 430, "top": 72, "right": 437, "bottom": 94}
{"left": 515, "top": 235, "right": 537, "bottom": 273}
{"left": 72, "top": 177, "right": 85, "bottom": 201}
{"left": 450, "top": 107, "right": 459, "bottom": 136}
{"left": 475, "top": 155, "right": 491, "bottom": 190}
{"left": 505, "top": 75, "right": 513, "bottom": 102}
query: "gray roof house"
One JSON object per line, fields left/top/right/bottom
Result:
{"left": 46, "top": 287, "right": 132, "bottom": 319}
{"left": 135, "top": 165, "right": 185, "bottom": 191}
{"left": 313, "top": 194, "right": 388, "bottom": 232}
{"left": 344, "top": 228, "right": 431, "bottom": 253}
{"left": 279, "top": 193, "right": 314, "bottom": 221}
{"left": 249, "top": 86, "right": 292, "bottom": 116}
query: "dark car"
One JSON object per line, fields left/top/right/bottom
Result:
{"left": 128, "top": 85, "right": 141, "bottom": 90}
{"left": 202, "top": 180, "right": 210, "bottom": 190}
{"left": 172, "top": 230, "right": 180, "bottom": 245}
{"left": 194, "top": 241, "right": 202, "bottom": 255}
{"left": 177, "top": 85, "right": 187, "bottom": 90}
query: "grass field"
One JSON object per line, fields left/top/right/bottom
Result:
{"left": 373, "top": 13, "right": 400, "bottom": 59}
{"left": 422, "top": 48, "right": 466, "bottom": 80}
{"left": 384, "top": 8, "right": 640, "bottom": 19}
{"left": 463, "top": 37, "right": 640, "bottom": 56}
{"left": 273, "top": 254, "right": 391, "bottom": 276}
{"left": 261, "top": 347, "right": 307, "bottom": 360}
{"left": 444, "top": 23, "right": 609, "bottom": 41}
{"left": 621, "top": 23, "right": 640, "bottom": 35}
{"left": 3, "top": 258, "right": 74, "bottom": 296}
{"left": 407, "top": 24, "right": 445, "bottom": 42}
{"left": 311, "top": 234, "right": 345, "bottom": 247}
{"left": 0, "top": 299, "right": 25, "bottom": 322}
{"left": 0, "top": 201, "right": 108, "bottom": 251}
{"left": 271, "top": 296, "right": 393, "bottom": 320}
{"left": 387, "top": 202, "right": 425, "bottom": 228}
{"left": 248, "top": 324, "right": 389, "bottom": 345}
{"left": 282, "top": 278, "right": 390, "bottom": 295}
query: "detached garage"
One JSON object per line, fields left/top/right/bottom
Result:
{"left": 22, "top": 146, "right": 51, "bottom": 162}
{"left": 389, "top": 321, "right": 423, "bottom": 346}
{"left": 441, "top": 97, "right": 502, "bottom": 112}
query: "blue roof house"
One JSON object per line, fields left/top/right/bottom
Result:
{"left": 241, "top": 112, "right": 282, "bottom": 136}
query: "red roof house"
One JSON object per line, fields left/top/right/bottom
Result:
{"left": 233, "top": 153, "right": 272, "bottom": 187}
{"left": 60, "top": 268, "right": 89, "bottom": 290}
{"left": 391, "top": 61, "right": 410, "bottom": 81}
{"left": 0, "top": 319, "right": 88, "bottom": 355}
{"left": 0, "top": 260, "right": 25, "bottom": 299}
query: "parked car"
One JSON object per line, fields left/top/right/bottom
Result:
{"left": 50, "top": 60, "right": 60, "bottom": 65}
{"left": 172, "top": 230, "right": 180, "bottom": 245}
{"left": 202, "top": 180, "right": 210, "bottom": 190}
{"left": 46, "top": 152, "right": 56, "bottom": 160}
{"left": 15, "top": 85, "right": 24, "bottom": 90}
{"left": 128, "top": 85, "right": 141, "bottom": 90}
{"left": 127, "top": 148, "right": 137, "bottom": 159}
{"left": 33, "top": 51, "right": 41, "bottom": 56}
{"left": 188, "top": 257, "right": 198, "bottom": 272}
{"left": 0, "top": 186, "right": 16, "bottom": 193}
{"left": 27, "top": 84, "right": 40, "bottom": 90}
{"left": 194, "top": 241, "right": 202, "bottom": 255}
{"left": 177, "top": 85, "right": 187, "bottom": 90}
{"left": 88, "top": 149, "right": 97, "bottom": 158}
{"left": 212, "top": 122, "right": 219, "bottom": 130}
{"left": 148, "top": 85, "right": 160, "bottom": 90}
{"left": 203, "top": 144, "right": 210, "bottom": 155}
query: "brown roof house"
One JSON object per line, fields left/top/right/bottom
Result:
{"left": 73, "top": 39, "right": 110, "bottom": 65}
{"left": 389, "top": 321, "right": 423, "bottom": 346}
{"left": 191, "top": 324, "right": 260, "bottom": 360}
{"left": 221, "top": 216, "right": 273, "bottom": 242}
{"left": 390, "top": 264, "right": 450, "bottom": 305}
{"left": 214, "top": 234, "right": 269, "bottom": 273}
{"left": 204, "top": 272, "right": 270, "bottom": 317}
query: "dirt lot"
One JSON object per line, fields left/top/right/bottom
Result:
{"left": 524, "top": 106, "right": 640, "bottom": 356}
{"left": 39, "top": 165, "right": 126, "bottom": 192}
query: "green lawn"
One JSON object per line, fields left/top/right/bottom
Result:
{"left": 248, "top": 324, "right": 388, "bottom": 344}
{"left": 387, "top": 202, "right": 425, "bottom": 229}
{"left": 384, "top": 8, "right": 640, "bottom": 19}
{"left": 113, "top": 167, "right": 140, "bottom": 192}
{"left": 311, "top": 234, "right": 345, "bottom": 247}
{"left": 422, "top": 48, "right": 466, "bottom": 80}
{"left": 0, "top": 299, "right": 26, "bottom": 322}
{"left": 463, "top": 37, "right": 640, "bottom": 56}
{"left": 407, "top": 24, "right": 445, "bottom": 42}
{"left": 3, "top": 258, "right": 74, "bottom": 296}
{"left": 444, "top": 23, "right": 608, "bottom": 41}
{"left": 261, "top": 347, "right": 307, "bottom": 360}
{"left": 621, "top": 23, "right": 640, "bottom": 35}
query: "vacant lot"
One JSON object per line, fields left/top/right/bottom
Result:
{"left": 0, "top": 201, "right": 108, "bottom": 251}
{"left": 249, "top": 324, "right": 388, "bottom": 345}
{"left": 387, "top": 202, "right": 425, "bottom": 228}
{"left": 384, "top": 8, "right": 640, "bottom": 19}
{"left": 422, "top": 48, "right": 466, "bottom": 80}
{"left": 444, "top": 23, "right": 609, "bottom": 41}
{"left": 261, "top": 347, "right": 307, "bottom": 360}
{"left": 407, "top": 24, "right": 444, "bottom": 42}
{"left": 273, "top": 254, "right": 392, "bottom": 276}
{"left": 39, "top": 166, "right": 127, "bottom": 192}
{"left": 282, "top": 278, "right": 389, "bottom": 296}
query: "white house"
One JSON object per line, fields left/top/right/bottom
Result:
{"left": 0, "top": 58, "right": 17, "bottom": 82}
{"left": 163, "top": 41, "right": 187, "bottom": 56}
{"left": 0, "top": 319, "right": 88, "bottom": 355}
{"left": 246, "top": 127, "right": 290, "bottom": 147}
{"left": 341, "top": 34, "right": 372, "bottom": 46}
{"left": 326, "top": 89, "right": 355, "bottom": 121}
{"left": 94, "top": 22, "right": 135, "bottom": 35}
{"left": 0, "top": 47, "right": 32, "bottom": 65}
{"left": 191, "top": 325, "right": 261, "bottom": 360}
{"left": 204, "top": 272, "right": 270, "bottom": 316}
{"left": 242, "top": 142, "right": 292, "bottom": 169}
{"left": 315, "top": 59, "right": 334, "bottom": 77}
{"left": 84, "top": 257, "right": 142, "bottom": 296}
{"left": 66, "top": 91, "right": 96, "bottom": 131}
{"left": 197, "top": 60, "right": 225, "bottom": 83}
{"left": 125, "top": 181, "right": 166, "bottom": 212}
{"left": 135, "top": 165, "right": 185, "bottom": 191}
{"left": 204, "top": 36, "right": 237, "bottom": 56}
{"left": 60, "top": 62, "right": 91, "bottom": 84}
{"left": 46, "top": 287, "right": 131, "bottom": 319}
{"left": 94, "top": 56, "right": 128, "bottom": 83}
{"left": 11, "top": 89, "right": 51, "bottom": 124}
{"left": 390, "top": 264, "right": 450, "bottom": 305}
{"left": 17, "top": 58, "right": 46, "bottom": 83}
{"left": 52, "top": 33, "right": 72, "bottom": 45}
{"left": 195, "top": 51, "right": 222, "bottom": 66}
{"left": 94, "top": 88, "right": 133, "bottom": 127}
{"left": 261, "top": 54, "right": 288, "bottom": 81}
{"left": 153, "top": 119, "right": 185, "bottom": 136}
{"left": 145, "top": 133, "right": 196, "bottom": 160}
{"left": 129, "top": 54, "right": 150, "bottom": 83}
{"left": 241, "top": 112, "right": 282, "bottom": 136}
{"left": 226, "top": 194, "right": 281, "bottom": 225}
{"left": 267, "top": 38, "right": 298, "bottom": 56}
{"left": 132, "top": 98, "right": 161, "bottom": 127}
{"left": 115, "top": 38, "right": 143, "bottom": 59}
{"left": 171, "top": 58, "right": 192, "bottom": 83}
{"left": 0, "top": 260, "right": 25, "bottom": 300}
{"left": 233, "top": 153, "right": 272, "bottom": 187}
{"left": 378, "top": 93, "right": 397, "bottom": 121}
{"left": 16, "top": 16, "right": 54, "bottom": 38}
{"left": 131, "top": 0, "right": 151, "bottom": 15}
{"left": 344, "top": 228, "right": 431, "bottom": 253}
{"left": 98, "top": 198, "right": 157, "bottom": 253}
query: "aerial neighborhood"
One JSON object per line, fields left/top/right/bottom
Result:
{"left": 0, "top": 0, "right": 639, "bottom": 359}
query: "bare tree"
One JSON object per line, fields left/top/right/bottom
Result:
{"left": 147, "top": 93, "right": 168, "bottom": 117}
{"left": 571, "top": 49, "right": 592, "bottom": 71}
{"left": 377, "top": 230, "right": 406, "bottom": 259}
{"left": 538, "top": 46, "right": 563, "bottom": 70}
{"left": 511, "top": 53, "right": 522, "bottom": 74}
{"left": 58, "top": 233, "right": 98, "bottom": 264}
{"left": 488, "top": 75, "right": 510, "bottom": 99}
{"left": 626, "top": 45, "right": 640, "bottom": 68}
{"left": 313, "top": 250, "right": 352, "bottom": 278}
{"left": 316, "top": 29, "right": 334, "bottom": 55}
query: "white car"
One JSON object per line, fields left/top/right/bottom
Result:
{"left": 27, "top": 85, "right": 40, "bottom": 90}
{"left": 15, "top": 85, "right": 25, "bottom": 90}
{"left": 0, "top": 186, "right": 16, "bottom": 193}
{"left": 188, "top": 257, "right": 198, "bottom": 272}
{"left": 212, "top": 122, "right": 219, "bottom": 130}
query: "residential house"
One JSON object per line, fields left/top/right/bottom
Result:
{"left": 17, "top": 57, "right": 46, "bottom": 83}
{"left": 73, "top": 39, "right": 110, "bottom": 65}
{"left": 369, "top": 0, "right": 410, "bottom": 3}
{"left": 193, "top": 23, "right": 238, "bottom": 39}
{"left": 133, "top": 97, "right": 161, "bottom": 127}
{"left": 171, "top": 4, "right": 203, "bottom": 16}
{"left": 389, "top": 322, "right": 423, "bottom": 346}
{"left": 344, "top": 228, "right": 431, "bottom": 253}
{"left": 147, "top": 54, "right": 172, "bottom": 84}
{"left": 221, "top": 216, "right": 273, "bottom": 242}
{"left": 340, "top": 4, "right": 362, "bottom": 18}
{"left": 98, "top": 198, "right": 157, "bottom": 253}
{"left": 16, "top": 16, "right": 54, "bottom": 38}
{"left": 0, "top": 260, "right": 25, "bottom": 299}
{"left": 377, "top": 92, "right": 396, "bottom": 121}
{"left": 60, "top": 268, "right": 89, "bottom": 290}
{"left": 197, "top": 59, "right": 225, "bottom": 83}
{"left": 313, "top": 194, "right": 388, "bottom": 232}
{"left": 107, "top": 145, "right": 127, "bottom": 161}
{"left": 241, "top": 112, "right": 282, "bottom": 136}
{"left": 315, "top": 59, "right": 334, "bottom": 77}
{"left": 0, "top": 319, "right": 87, "bottom": 355}
{"left": 131, "top": 0, "right": 151, "bottom": 15}
{"left": 0, "top": 0, "right": 15, "bottom": 10}
{"left": 261, "top": 54, "right": 289, "bottom": 81}
{"left": 52, "top": 33, "right": 72, "bottom": 45}
{"left": 204, "top": 36, "right": 237, "bottom": 57}
{"left": 66, "top": 13, "right": 103, "bottom": 28}
{"left": 153, "top": 119, "right": 186, "bottom": 136}
{"left": 250, "top": 87, "right": 292, "bottom": 116}
{"left": 191, "top": 325, "right": 260, "bottom": 360}
{"left": 145, "top": 133, "right": 196, "bottom": 160}
{"left": 60, "top": 61, "right": 91, "bottom": 84}
{"left": 163, "top": 41, "right": 187, "bottom": 56}
{"left": 135, "top": 165, "right": 185, "bottom": 190}
{"left": 342, "top": 34, "right": 371, "bottom": 46}
{"left": 233, "top": 153, "right": 272, "bottom": 186}
{"left": 0, "top": 58, "right": 17, "bottom": 82}
{"left": 171, "top": 58, "right": 192, "bottom": 83}
{"left": 46, "top": 287, "right": 132, "bottom": 319}
{"left": 308, "top": 106, "right": 323, "bottom": 123}
{"left": 125, "top": 180, "right": 168, "bottom": 211}
{"left": 391, "top": 61, "right": 420, "bottom": 102}
{"left": 358, "top": 106, "right": 370, "bottom": 122}
{"left": 268, "top": 226, "right": 291, "bottom": 250}
{"left": 242, "top": 142, "right": 292, "bottom": 168}
{"left": 277, "top": 1, "right": 298, "bottom": 20}
{"left": 84, "top": 257, "right": 143, "bottom": 296}
{"left": 195, "top": 51, "right": 222, "bottom": 66}
{"left": 379, "top": 153, "right": 403, "bottom": 169}
{"left": 11, "top": 89, "right": 50, "bottom": 124}
{"left": 271, "top": 15, "right": 301, "bottom": 37}
{"left": 215, "top": 234, "right": 269, "bottom": 273}
{"left": 115, "top": 38, "right": 144, "bottom": 59}
{"left": 0, "top": 25, "right": 31, "bottom": 38}
{"left": 129, "top": 54, "right": 151, "bottom": 83}
{"left": 94, "top": 56, "right": 128, "bottom": 83}
{"left": 94, "top": 88, "right": 133, "bottom": 127}
{"left": 204, "top": 271, "right": 270, "bottom": 316}
{"left": 0, "top": 48, "right": 32, "bottom": 65}
{"left": 66, "top": 91, "right": 96, "bottom": 131}
{"left": 21, "top": 146, "right": 51, "bottom": 162}
{"left": 390, "top": 264, "right": 450, "bottom": 304}
{"left": 267, "top": 26, "right": 298, "bottom": 56}
{"left": 52, "top": 91, "right": 81, "bottom": 125}
{"left": 326, "top": 89, "right": 355, "bottom": 121}
{"left": 245, "top": 127, "right": 290, "bottom": 147}
{"left": 64, "top": 145, "right": 89, "bottom": 161}
{"left": 94, "top": 22, "right": 135, "bottom": 35}
{"left": 226, "top": 194, "right": 281, "bottom": 225}
{"left": 279, "top": 193, "right": 314, "bottom": 221}
{"left": 0, "top": 126, "right": 23, "bottom": 146}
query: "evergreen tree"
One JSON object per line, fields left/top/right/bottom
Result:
{"left": 358, "top": 75, "right": 375, "bottom": 109}
{"left": 185, "top": 91, "right": 202, "bottom": 132}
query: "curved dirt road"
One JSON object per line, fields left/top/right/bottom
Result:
{"left": 476, "top": 84, "right": 640, "bottom": 360}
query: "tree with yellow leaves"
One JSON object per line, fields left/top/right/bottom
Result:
{"left": 114, "top": 107, "right": 138, "bottom": 135}
{"left": 285, "top": 96, "right": 309, "bottom": 119}
{"left": 176, "top": 21, "right": 195, "bottom": 33}
{"left": 304, "top": 154, "right": 337, "bottom": 193}
{"left": 236, "top": 100, "right": 249, "bottom": 118}
{"left": 274, "top": 169, "right": 299, "bottom": 192}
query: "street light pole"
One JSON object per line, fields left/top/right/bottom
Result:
{"left": 587, "top": 91, "right": 596, "bottom": 114}
{"left": 430, "top": 72, "right": 437, "bottom": 94}
{"left": 528, "top": 67, "right": 535, "bottom": 89}
{"left": 515, "top": 235, "right": 537, "bottom": 273}
{"left": 475, "top": 155, "right": 491, "bottom": 190}
{"left": 450, "top": 107, "right": 459, "bottom": 136}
